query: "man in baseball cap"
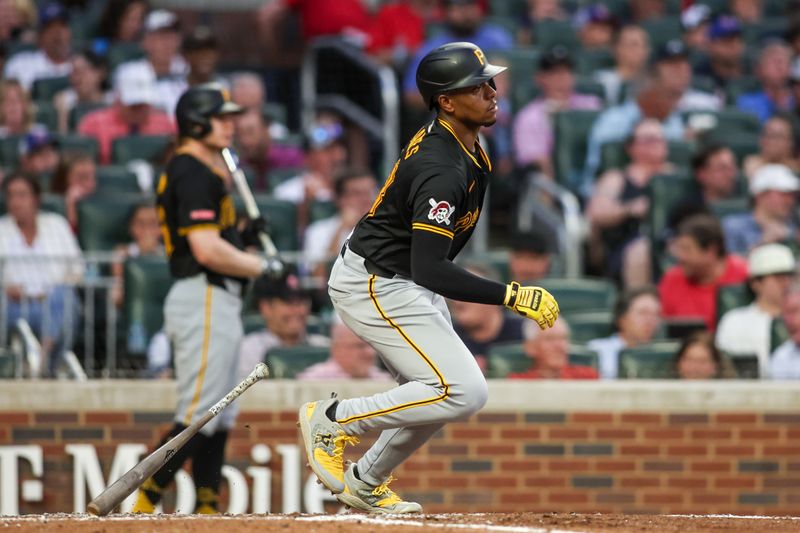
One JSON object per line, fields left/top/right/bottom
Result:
{"left": 653, "top": 39, "right": 721, "bottom": 112}
{"left": 18, "top": 129, "right": 60, "bottom": 176}
{"left": 681, "top": 3, "right": 712, "bottom": 52}
{"left": 721, "top": 164, "right": 799, "bottom": 255}
{"left": 695, "top": 15, "right": 746, "bottom": 90}
{"left": 573, "top": 3, "right": 616, "bottom": 50}
{"left": 717, "top": 243, "right": 797, "bottom": 376}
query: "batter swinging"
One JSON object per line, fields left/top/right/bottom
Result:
{"left": 299, "top": 42, "right": 560, "bottom": 514}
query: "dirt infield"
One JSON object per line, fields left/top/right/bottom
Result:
{"left": 3, "top": 513, "right": 800, "bottom": 532}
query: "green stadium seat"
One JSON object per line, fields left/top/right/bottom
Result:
{"left": 727, "top": 353, "right": 759, "bottom": 379}
{"left": 111, "top": 135, "right": 173, "bottom": 165}
{"left": 715, "top": 283, "right": 751, "bottom": 326}
{"left": 40, "top": 193, "right": 66, "bottom": 216}
{"left": 485, "top": 15, "right": 519, "bottom": 36}
{"left": 123, "top": 256, "right": 173, "bottom": 355}
{"left": 770, "top": 318, "right": 790, "bottom": 353}
{"left": 56, "top": 134, "right": 99, "bottom": 160}
{"left": 641, "top": 16, "right": 682, "bottom": 51}
{"left": 487, "top": 342, "right": 528, "bottom": 378}
{"left": 765, "top": 0, "right": 788, "bottom": 15}
{"left": 576, "top": 49, "right": 615, "bottom": 77}
{"left": 69, "top": 102, "right": 108, "bottom": 131}
{"left": 31, "top": 76, "right": 70, "bottom": 102}
{"left": 534, "top": 20, "right": 580, "bottom": 54}
{"left": 504, "top": 47, "right": 540, "bottom": 112}
{"left": 706, "top": 132, "right": 760, "bottom": 164}
{"left": 266, "top": 167, "right": 303, "bottom": 191}
{"left": 742, "top": 18, "right": 789, "bottom": 47}
{"left": 34, "top": 101, "right": 58, "bottom": 130}
{"left": 574, "top": 77, "right": 606, "bottom": 100}
{"left": 107, "top": 42, "right": 145, "bottom": 69}
{"left": 253, "top": 195, "right": 300, "bottom": 251}
{"left": 96, "top": 165, "right": 140, "bottom": 193}
{"left": 646, "top": 172, "right": 693, "bottom": 278}
{"left": 242, "top": 313, "right": 265, "bottom": 334}
{"left": 77, "top": 193, "right": 146, "bottom": 251}
{"left": 265, "top": 346, "right": 330, "bottom": 378}
{"left": 710, "top": 197, "right": 749, "bottom": 219}
{"left": 309, "top": 200, "right": 338, "bottom": 223}
{"left": 599, "top": 140, "right": 695, "bottom": 175}
{"left": 568, "top": 345, "right": 599, "bottom": 369}
{"left": 725, "top": 77, "right": 761, "bottom": 106}
{"left": 0, "top": 347, "right": 16, "bottom": 378}
{"left": 552, "top": 109, "right": 601, "bottom": 189}
{"left": 0, "top": 135, "right": 21, "bottom": 169}
{"left": 568, "top": 311, "right": 614, "bottom": 344}
{"left": 489, "top": 0, "right": 526, "bottom": 18}
{"left": 618, "top": 341, "right": 681, "bottom": 379}
{"left": 262, "top": 102, "right": 288, "bottom": 125}
{"left": 537, "top": 277, "right": 617, "bottom": 314}
{"left": 685, "top": 108, "right": 762, "bottom": 136}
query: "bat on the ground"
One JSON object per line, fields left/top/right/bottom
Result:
{"left": 221, "top": 147, "right": 284, "bottom": 276}
{"left": 86, "top": 363, "right": 270, "bottom": 516}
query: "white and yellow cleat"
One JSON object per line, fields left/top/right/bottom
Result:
{"left": 298, "top": 397, "right": 359, "bottom": 494}
{"left": 337, "top": 464, "right": 423, "bottom": 514}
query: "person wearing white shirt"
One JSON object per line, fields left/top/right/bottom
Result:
{"left": 303, "top": 168, "right": 377, "bottom": 276}
{"left": 770, "top": 286, "right": 800, "bottom": 379}
{"left": 587, "top": 286, "right": 662, "bottom": 379}
{"left": 717, "top": 243, "right": 797, "bottom": 377}
{"left": 0, "top": 174, "right": 83, "bottom": 376}
{"left": 3, "top": 2, "right": 72, "bottom": 91}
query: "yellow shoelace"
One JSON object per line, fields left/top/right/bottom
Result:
{"left": 332, "top": 434, "right": 360, "bottom": 467}
{"left": 372, "top": 474, "right": 402, "bottom": 505}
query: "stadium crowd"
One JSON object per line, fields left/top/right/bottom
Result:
{"left": 2, "top": 0, "right": 800, "bottom": 381}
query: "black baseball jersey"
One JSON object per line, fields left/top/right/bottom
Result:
{"left": 348, "top": 118, "right": 491, "bottom": 278}
{"left": 156, "top": 151, "right": 246, "bottom": 288}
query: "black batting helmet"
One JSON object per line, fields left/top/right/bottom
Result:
{"left": 175, "top": 83, "right": 244, "bottom": 139}
{"left": 416, "top": 42, "right": 507, "bottom": 110}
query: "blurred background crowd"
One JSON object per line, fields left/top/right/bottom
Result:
{"left": 2, "top": 0, "right": 800, "bottom": 383}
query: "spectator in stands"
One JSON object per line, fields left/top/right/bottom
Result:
{"left": 49, "top": 152, "right": 96, "bottom": 230}
{"left": 737, "top": 41, "right": 794, "bottom": 124}
{"left": 681, "top": 3, "right": 711, "bottom": 53}
{"left": 654, "top": 40, "right": 722, "bottom": 112}
{"left": 18, "top": 129, "right": 60, "bottom": 177}
{"left": 673, "top": 331, "right": 733, "bottom": 379}
{"left": 183, "top": 26, "right": 225, "bottom": 88}
{"left": 517, "top": 0, "right": 568, "bottom": 45}
{"left": 588, "top": 286, "right": 662, "bottom": 380}
{"left": 581, "top": 76, "right": 684, "bottom": 196}
{"left": 744, "top": 114, "right": 800, "bottom": 179}
{"left": 230, "top": 72, "right": 265, "bottom": 111}
{"left": 513, "top": 46, "right": 602, "bottom": 176}
{"left": 629, "top": 0, "right": 665, "bottom": 22}
{"left": 303, "top": 167, "right": 377, "bottom": 277}
{"left": 234, "top": 108, "right": 304, "bottom": 191}
{"left": 367, "top": 0, "right": 436, "bottom": 69}
{"left": 96, "top": 0, "right": 148, "bottom": 45}
{"left": 297, "top": 321, "right": 391, "bottom": 380}
{"left": 118, "top": 9, "right": 187, "bottom": 116}
{"left": 508, "top": 229, "right": 553, "bottom": 282}
{"left": 731, "top": 0, "right": 763, "bottom": 25}
{"left": 481, "top": 55, "right": 513, "bottom": 176}
{"left": 573, "top": 3, "right": 616, "bottom": 51}
{"left": 667, "top": 145, "right": 739, "bottom": 232}
{"left": 258, "top": 0, "right": 370, "bottom": 47}
{"left": 110, "top": 203, "right": 164, "bottom": 307}
{"left": 0, "top": 173, "right": 82, "bottom": 377}
{"left": 237, "top": 271, "right": 329, "bottom": 379}
{"left": 694, "top": 15, "right": 746, "bottom": 92}
{"left": 402, "top": 0, "right": 513, "bottom": 108}
{"left": 3, "top": 2, "right": 72, "bottom": 91}
{"left": 78, "top": 62, "right": 175, "bottom": 164}
{"left": 509, "top": 318, "right": 598, "bottom": 379}
{"left": 721, "top": 164, "right": 799, "bottom": 256}
{"left": 594, "top": 25, "right": 650, "bottom": 106}
{"left": 659, "top": 214, "right": 749, "bottom": 330}
{"left": 54, "top": 49, "right": 111, "bottom": 133}
{"left": 0, "top": 0, "right": 37, "bottom": 45}
{"left": 716, "top": 243, "right": 796, "bottom": 377}
{"left": 587, "top": 119, "right": 673, "bottom": 287}
{"left": 451, "top": 264, "right": 524, "bottom": 374}
{"left": 0, "top": 79, "right": 42, "bottom": 138}
{"left": 770, "top": 284, "right": 800, "bottom": 379}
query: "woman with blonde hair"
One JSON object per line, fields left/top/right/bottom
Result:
{"left": 0, "top": 79, "right": 36, "bottom": 137}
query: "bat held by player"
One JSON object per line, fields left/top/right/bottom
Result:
{"left": 86, "top": 363, "right": 270, "bottom": 517}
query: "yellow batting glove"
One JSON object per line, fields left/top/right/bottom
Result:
{"left": 504, "top": 282, "right": 560, "bottom": 330}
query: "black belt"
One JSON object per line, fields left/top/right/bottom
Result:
{"left": 340, "top": 241, "right": 396, "bottom": 278}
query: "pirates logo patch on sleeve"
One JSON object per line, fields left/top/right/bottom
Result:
{"left": 427, "top": 198, "right": 455, "bottom": 225}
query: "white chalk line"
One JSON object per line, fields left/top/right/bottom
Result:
{"left": 668, "top": 514, "right": 800, "bottom": 521}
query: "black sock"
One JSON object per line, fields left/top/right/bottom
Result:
{"left": 192, "top": 430, "right": 228, "bottom": 492}
{"left": 325, "top": 401, "right": 339, "bottom": 422}
{"left": 151, "top": 423, "right": 204, "bottom": 490}
{"left": 353, "top": 464, "right": 362, "bottom": 482}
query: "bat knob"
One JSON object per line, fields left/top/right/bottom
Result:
{"left": 261, "top": 258, "right": 285, "bottom": 279}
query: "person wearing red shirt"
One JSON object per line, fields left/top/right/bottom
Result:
{"left": 368, "top": 0, "right": 437, "bottom": 67}
{"left": 658, "top": 213, "right": 749, "bottom": 330}
{"left": 509, "top": 319, "right": 599, "bottom": 380}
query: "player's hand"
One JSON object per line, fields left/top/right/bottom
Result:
{"left": 503, "top": 282, "right": 559, "bottom": 330}
{"left": 240, "top": 216, "right": 268, "bottom": 248}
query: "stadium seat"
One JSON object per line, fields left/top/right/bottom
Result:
{"left": 646, "top": 172, "right": 693, "bottom": 278}
{"left": 537, "top": 277, "right": 617, "bottom": 314}
{"left": 77, "top": 193, "right": 146, "bottom": 251}
{"left": 487, "top": 343, "right": 528, "bottom": 378}
{"left": 576, "top": 49, "right": 615, "bottom": 77}
{"left": 489, "top": 0, "right": 526, "bottom": 18}
{"left": 309, "top": 200, "right": 338, "bottom": 223}
{"left": 69, "top": 102, "right": 107, "bottom": 131}
{"left": 31, "top": 76, "right": 70, "bottom": 102}
{"left": 574, "top": 77, "right": 606, "bottom": 100}
{"left": 0, "top": 348, "right": 16, "bottom": 378}
{"left": 96, "top": 165, "right": 140, "bottom": 193}
{"left": 242, "top": 313, "right": 264, "bottom": 334}
{"left": 742, "top": 18, "right": 789, "bottom": 47}
{"left": 706, "top": 132, "right": 760, "bottom": 165}
{"left": 503, "top": 47, "right": 540, "bottom": 112}
{"left": 533, "top": 20, "right": 580, "bottom": 54}
{"left": 727, "top": 353, "right": 759, "bottom": 379}
{"left": 34, "top": 101, "right": 58, "bottom": 131}
{"left": 725, "top": 77, "right": 761, "bottom": 106}
{"left": 266, "top": 167, "right": 303, "bottom": 191}
{"left": 617, "top": 341, "right": 681, "bottom": 379}
{"left": 568, "top": 345, "right": 599, "bottom": 369}
{"left": 599, "top": 140, "right": 695, "bottom": 175}
{"left": 0, "top": 135, "right": 21, "bottom": 169}
{"left": 107, "top": 42, "right": 145, "bottom": 69}
{"left": 252, "top": 195, "right": 300, "bottom": 251}
{"left": 568, "top": 311, "right": 614, "bottom": 344}
{"left": 262, "top": 102, "right": 288, "bottom": 125}
{"left": 111, "top": 135, "right": 173, "bottom": 165}
{"left": 641, "top": 16, "right": 682, "bottom": 50}
{"left": 265, "top": 346, "right": 329, "bottom": 379}
{"left": 716, "top": 283, "right": 751, "bottom": 326}
{"left": 552, "top": 109, "right": 601, "bottom": 189}
{"left": 710, "top": 197, "right": 749, "bottom": 219}
{"left": 123, "top": 256, "right": 173, "bottom": 356}
{"left": 40, "top": 193, "right": 66, "bottom": 216}
{"left": 685, "top": 108, "right": 761, "bottom": 136}
{"left": 770, "top": 318, "right": 789, "bottom": 352}
{"left": 56, "top": 134, "right": 99, "bottom": 160}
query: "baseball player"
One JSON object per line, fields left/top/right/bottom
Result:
{"left": 298, "top": 42, "right": 560, "bottom": 514}
{"left": 132, "top": 84, "right": 275, "bottom": 514}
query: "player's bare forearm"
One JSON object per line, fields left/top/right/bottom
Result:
{"left": 188, "top": 229, "right": 263, "bottom": 278}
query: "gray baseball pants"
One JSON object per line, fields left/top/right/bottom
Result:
{"left": 328, "top": 245, "right": 488, "bottom": 487}
{"left": 164, "top": 274, "right": 244, "bottom": 436}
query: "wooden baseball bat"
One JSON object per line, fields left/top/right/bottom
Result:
{"left": 86, "top": 363, "right": 270, "bottom": 516}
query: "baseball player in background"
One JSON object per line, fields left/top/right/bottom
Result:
{"left": 299, "top": 42, "right": 560, "bottom": 514}
{"left": 132, "top": 84, "right": 274, "bottom": 514}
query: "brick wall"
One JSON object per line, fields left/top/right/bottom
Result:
{"left": 3, "top": 402, "right": 799, "bottom": 515}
